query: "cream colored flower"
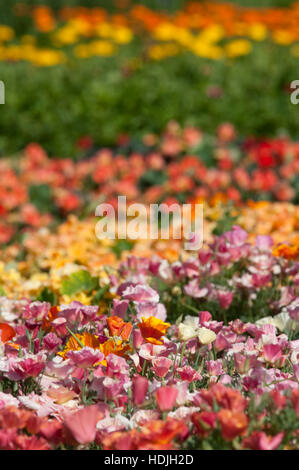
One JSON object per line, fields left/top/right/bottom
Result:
{"left": 178, "top": 323, "right": 197, "bottom": 342}
{"left": 197, "top": 327, "right": 216, "bottom": 345}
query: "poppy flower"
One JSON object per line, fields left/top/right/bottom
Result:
{"left": 107, "top": 315, "right": 132, "bottom": 341}
{"left": 138, "top": 316, "right": 170, "bottom": 345}
{"left": 0, "top": 323, "right": 16, "bottom": 343}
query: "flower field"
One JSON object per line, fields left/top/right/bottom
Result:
{"left": 0, "top": 0, "right": 298, "bottom": 453}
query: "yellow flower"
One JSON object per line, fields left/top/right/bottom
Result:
{"left": 148, "top": 44, "right": 179, "bottom": 60}
{"left": 52, "top": 26, "right": 79, "bottom": 45}
{"left": 0, "top": 25, "right": 15, "bottom": 42}
{"left": 112, "top": 27, "right": 133, "bottom": 44}
{"left": 89, "top": 40, "right": 116, "bottom": 57}
{"left": 272, "top": 30, "right": 294, "bottom": 45}
{"left": 192, "top": 41, "right": 223, "bottom": 60}
{"left": 32, "top": 49, "right": 66, "bottom": 67}
{"left": 153, "top": 23, "right": 177, "bottom": 41}
{"left": 247, "top": 23, "right": 267, "bottom": 42}
{"left": 225, "top": 39, "right": 251, "bottom": 58}
{"left": 199, "top": 25, "right": 224, "bottom": 44}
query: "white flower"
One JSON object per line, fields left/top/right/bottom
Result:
{"left": 197, "top": 327, "right": 216, "bottom": 345}
{"left": 178, "top": 323, "right": 197, "bottom": 341}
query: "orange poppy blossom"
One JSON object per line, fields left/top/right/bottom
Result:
{"left": 0, "top": 322, "right": 16, "bottom": 343}
{"left": 107, "top": 315, "right": 132, "bottom": 341}
{"left": 272, "top": 242, "right": 299, "bottom": 261}
{"left": 57, "top": 331, "right": 100, "bottom": 359}
{"left": 218, "top": 409, "right": 249, "bottom": 441}
{"left": 138, "top": 316, "right": 170, "bottom": 345}
{"left": 42, "top": 306, "right": 59, "bottom": 332}
{"left": 99, "top": 338, "right": 132, "bottom": 361}
{"left": 102, "top": 418, "right": 188, "bottom": 450}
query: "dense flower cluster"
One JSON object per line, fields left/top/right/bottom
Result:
{"left": 0, "top": 2, "right": 299, "bottom": 65}
{"left": 0, "top": 226, "right": 298, "bottom": 450}
{"left": 0, "top": 122, "right": 298, "bottom": 245}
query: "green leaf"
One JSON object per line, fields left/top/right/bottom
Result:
{"left": 92, "top": 284, "right": 110, "bottom": 304}
{"left": 61, "top": 270, "right": 98, "bottom": 296}
{"left": 29, "top": 184, "right": 54, "bottom": 213}
{"left": 138, "top": 170, "right": 167, "bottom": 191}
{"left": 0, "top": 286, "right": 5, "bottom": 296}
{"left": 111, "top": 240, "right": 134, "bottom": 259}
{"left": 37, "top": 287, "right": 57, "bottom": 306}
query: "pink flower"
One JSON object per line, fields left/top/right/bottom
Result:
{"left": 243, "top": 431, "right": 284, "bottom": 450}
{"left": 133, "top": 329, "right": 144, "bottom": 349}
{"left": 214, "top": 334, "right": 230, "bottom": 352}
{"left": 106, "top": 354, "right": 129, "bottom": 379}
{"left": 122, "top": 284, "right": 159, "bottom": 303}
{"left": 177, "top": 366, "right": 202, "bottom": 382}
{"left": 52, "top": 317, "right": 68, "bottom": 337}
{"left": 263, "top": 344, "right": 283, "bottom": 365}
{"left": 152, "top": 357, "right": 172, "bottom": 378}
{"left": 199, "top": 311, "right": 212, "bottom": 323}
{"left": 217, "top": 290, "right": 233, "bottom": 309}
{"left": 43, "top": 332, "right": 62, "bottom": 351}
{"left": 6, "top": 356, "right": 45, "bottom": 381}
{"left": 112, "top": 299, "right": 129, "bottom": 319}
{"left": 206, "top": 359, "right": 224, "bottom": 376}
{"left": 255, "top": 235, "right": 273, "bottom": 251}
{"left": 132, "top": 374, "right": 148, "bottom": 405}
{"left": 184, "top": 279, "right": 208, "bottom": 298}
{"left": 64, "top": 404, "right": 103, "bottom": 445}
{"left": 67, "top": 347, "right": 104, "bottom": 369}
{"left": 156, "top": 386, "right": 178, "bottom": 411}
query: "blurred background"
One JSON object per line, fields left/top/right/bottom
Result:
{"left": 0, "top": 0, "right": 297, "bottom": 157}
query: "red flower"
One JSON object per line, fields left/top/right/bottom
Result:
{"left": 218, "top": 409, "right": 248, "bottom": 441}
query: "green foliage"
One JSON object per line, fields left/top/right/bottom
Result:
{"left": 111, "top": 239, "right": 134, "bottom": 259}
{"left": 0, "top": 41, "right": 297, "bottom": 157}
{"left": 92, "top": 284, "right": 110, "bottom": 304}
{"left": 213, "top": 205, "right": 239, "bottom": 236}
{"left": 61, "top": 269, "right": 98, "bottom": 296}
{"left": 28, "top": 184, "right": 54, "bottom": 213}
{"left": 138, "top": 170, "right": 167, "bottom": 191}
{"left": 37, "top": 287, "right": 57, "bottom": 305}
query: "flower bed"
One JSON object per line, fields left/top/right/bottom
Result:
{"left": 0, "top": 226, "right": 298, "bottom": 450}
{"left": 0, "top": 122, "right": 298, "bottom": 245}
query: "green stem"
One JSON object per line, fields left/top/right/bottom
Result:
{"left": 66, "top": 326, "right": 84, "bottom": 348}
{"left": 142, "top": 359, "right": 147, "bottom": 376}
{"left": 180, "top": 302, "right": 199, "bottom": 315}
{"left": 179, "top": 341, "right": 186, "bottom": 367}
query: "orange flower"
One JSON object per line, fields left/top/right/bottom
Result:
{"left": 0, "top": 323, "right": 16, "bottom": 343}
{"left": 100, "top": 338, "right": 132, "bottom": 360}
{"left": 272, "top": 243, "right": 299, "bottom": 261}
{"left": 57, "top": 331, "right": 100, "bottom": 359}
{"left": 42, "top": 306, "right": 59, "bottom": 332}
{"left": 107, "top": 315, "right": 132, "bottom": 341}
{"left": 140, "top": 418, "right": 188, "bottom": 446}
{"left": 138, "top": 316, "right": 170, "bottom": 345}
{"left": 102, "top": 418, "right": 187, "bottom": 450}
{"left": 218, "top": 409, "right": 248, "bottom": 441}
